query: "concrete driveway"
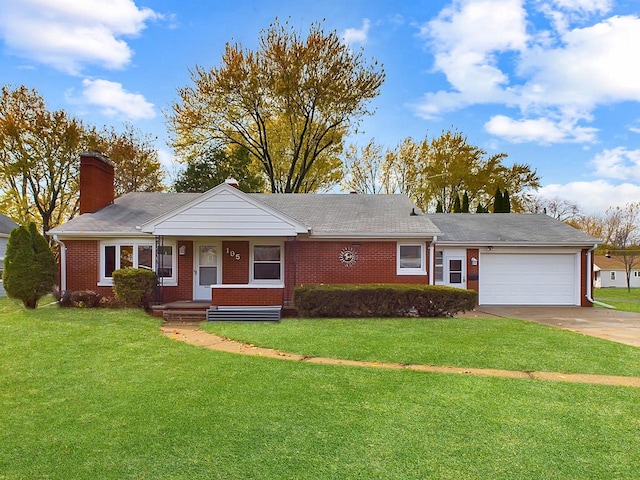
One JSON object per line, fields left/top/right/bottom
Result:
{"left": 468, "top": 306, "right": 640, "bottom": 347}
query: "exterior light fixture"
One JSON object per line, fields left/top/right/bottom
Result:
{"left": 471, "top": 257, "right": 478, "bottom": 266}
{"left": 179, "top": 245, "right": 186, "bottom": 256}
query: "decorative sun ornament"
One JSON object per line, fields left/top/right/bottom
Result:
{"left": 339, "top": 247, "right": 358, "bottom": 266}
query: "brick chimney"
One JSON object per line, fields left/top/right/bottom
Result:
{"left": 79, "top": 151, "right": 115, "bottom": 214}
{"left": 224, "top": 177, "right": 239, "bottom": 188}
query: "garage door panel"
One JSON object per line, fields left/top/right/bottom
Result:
{"left": 479, "top": 253, "right": 577, "bottom": 305}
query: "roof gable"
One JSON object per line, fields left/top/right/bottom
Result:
{"left": 140, "top": 183, "right": 309, "bottom": 237}
{"left": 0, "top": 213, "right": 19, "bottom": 236}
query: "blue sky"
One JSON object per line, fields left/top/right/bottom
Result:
{"left": 1, "top": 0, "right": 640, "bottom": 215}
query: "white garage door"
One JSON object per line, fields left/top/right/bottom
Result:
{"left": 479, "top": 253, "right": 578, "bottom": 305}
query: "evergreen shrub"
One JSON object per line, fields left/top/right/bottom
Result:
{"left": 294, "top": 284, "right": 477, "bottom": 318}
{"left": 112, "top": 268, "right": 156, "bottom": 309}
{"left": 3, "top": 222, "right": 57, "bottom": 309}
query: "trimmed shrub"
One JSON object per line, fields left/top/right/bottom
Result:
{"left": 112, "top": 268, "right": 156, "bottom": 308}
{"left": 294, "top": 284, "right": 477, "bottom": 318}
{"left": 3, "top": 222, "right": 57, "bottom": 309}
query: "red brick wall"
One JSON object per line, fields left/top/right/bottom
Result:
{"left": 79, "top": 154, "right": 114, "bottom": 214}
{"left": 222, "top": 241, "right": 249, "bottom": 284}
{"left": 284, "top": 240, "right": 428, "bottom": 304}
{"left": 159, "top": 241, "right": 193, "bottom": 302}
{"left": 466, "top": 248, "right": 479, "bottom": 293}
{"left": 212, "top": 287, "right": 283, "bottom": 306}
{"left": 64, "top": 239, "right": 193, "bottom": 303}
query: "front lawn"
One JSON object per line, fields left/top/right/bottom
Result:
{"left": 1, "top": 297, "right": 639, "bottom": 479}
{"left": 595, "top": 287, "right": 640, "bottom": 312}
{"left": 202, "top": 316, "right": 640, "bottom": 377}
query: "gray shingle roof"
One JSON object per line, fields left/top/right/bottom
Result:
{"left": 426, "top": 213, "right": 600, "bottom": 245}
{"left": 49, "top": 191, "right": 439, "bottom": 237}
{"left": 254, "top": 193, "right": 439, "bottom": 236}
{"left": 0, "top": 213, "right": 19, "bottom": 235}
{"left": 49, "top": 193, "right": 199, "bottom": 234}
{"left": 48, "top": 190, "right": 600, "bottom": 246}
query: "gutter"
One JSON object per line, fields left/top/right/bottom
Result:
{"left": 585, "top": 243, "right": 615, "bottom": 309}
{"left": 52, "top": 234, "right": 67, "bottom": 294}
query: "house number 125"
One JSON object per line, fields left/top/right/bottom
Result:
{"left": 226, "top": 248, "right": 241, "bottom": 260}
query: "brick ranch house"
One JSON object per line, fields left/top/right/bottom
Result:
{"left": 48, "top": 152, "right": 600, "bottom": 313}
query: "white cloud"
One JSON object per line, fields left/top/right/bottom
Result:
{"left": 342, "top": 19, "right": 371, "bottom": 47}
{"left": 538, "top": 180, "right": 640, "bottom": 215}
{"left": 0, "top": 0, "right": 160, "bottom": 74}
{"left": 518, "top": 15, "right": 640, "bottom": 109}
{"left": 157, "top": 148, "right": 178, "bottom": 169}
{"left": 537, "top": 0, "right": 612, "bottom": 33}
{"left": 416, "top": 0, "right": 527, "bottom": 118}
{"left": 416, "top": 0, "right": 640, "bottom": 145}
{"left": 81, "top": 79, "right": 155, "bottom": 120}
{"left": 591, "top": 147, "right": 640, "bottom": 181}
{"left": 484, "top": 114, "right": 598, "bottom": 143}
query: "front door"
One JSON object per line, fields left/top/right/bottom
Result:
{"left": 194, "top": 243, "right": 219, "bottom": 300}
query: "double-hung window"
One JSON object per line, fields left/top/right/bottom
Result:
{"left": 397, "top": 243, "right": 426, "bottom": 275}
{"left": 100, "top": 240, "right": 176, "bottom": 286}
{"left": 251, "top": 244, "right": 283, "bottom": 283}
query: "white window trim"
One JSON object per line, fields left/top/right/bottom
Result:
{"left": 98, "top": 239, "right": 177, "bottom": 287}
{"left": 397, "top": 243, "right": 426, "bottom": 276}
{"left": 434, "top": 250, "right": 444, "bottom": 284}
{"left": 249, "top": 241, "right": 284, "bottom": 286}
{"left": 610, "top": 271, "right": 616, "bottom": 281}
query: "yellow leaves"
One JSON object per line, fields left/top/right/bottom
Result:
{"left": 168, "top": 19, "right": 384, "bottom": 193}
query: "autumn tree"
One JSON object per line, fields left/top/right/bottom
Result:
{"left": 599, "top": 203, "right": 640, "bottom": 291}
{"left": 174, "top": 145, "right": 266, "bottom": 193}
{"left": 88, "top": 123, "right": 165, "bottom": 196}
{"left": 523, "top": 195, "right": 582, "bottom": 222}
{"left": 341, "top": 139, "right": 388, "bottom": 194}
{"left": 168, "top": 19, "right": 384, "bottom": 193}
{"left": 343, "top": 130, "right": 539, "bottom": 213}
{"left": 0, "top": 85, "right": 85, "bottom": 236}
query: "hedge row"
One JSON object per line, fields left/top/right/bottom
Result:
{"left": 294, "top": 284, "right": 477, "bottom": 318}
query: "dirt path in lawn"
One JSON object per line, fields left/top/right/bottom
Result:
{"left": 160, "top": 322, "right": 640, "bottom": 388}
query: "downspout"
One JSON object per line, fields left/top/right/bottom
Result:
{"left": 585, "top": 243, "right": 615, "bottom": 309}
{"left": 429, "top": 236, "right": 437, "bottom": 285}
{"left": 52, "top": 234, "right": 66, "bottom": 294}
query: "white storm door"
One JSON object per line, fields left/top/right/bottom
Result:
{"left": 194, "top": 243, "right": 220, "bottom": 300}
{"left": 446, "top": 257, "right": 466, "bottom": 289}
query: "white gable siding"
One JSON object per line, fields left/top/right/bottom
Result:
{"left": 145, "top": 190, "right": 306, "bottom": 237}
{"left": 598, "top": 269, "right": 640, "bottom": 288}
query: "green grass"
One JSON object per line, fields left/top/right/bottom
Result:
{"left": 595, "top": 287, "right": 640, "bottom": 312}
{"left": 1, "top": 297, "right": 640, "bottom": 479}
{"left": 202, "top": 316, "right": 640, "bottom": 377}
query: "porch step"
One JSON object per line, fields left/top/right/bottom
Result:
{"left": 206, "top": 306, "right": 281, "bottom": 322}
{"left": 163, "top": 309, "right": 208, "bottom": 322}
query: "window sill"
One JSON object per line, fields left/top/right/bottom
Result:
{"left": 397, "top": 270, "right": 427, "bottom": 276}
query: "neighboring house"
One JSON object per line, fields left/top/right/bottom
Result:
{"left": 48, "top": 152, "right": 601, "bottom": 310}
{"left": 0, "top": 213, "right": 19, "bottom": 296}
{"left": 594, "top": 255, "right": 640, "bottom": 288}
